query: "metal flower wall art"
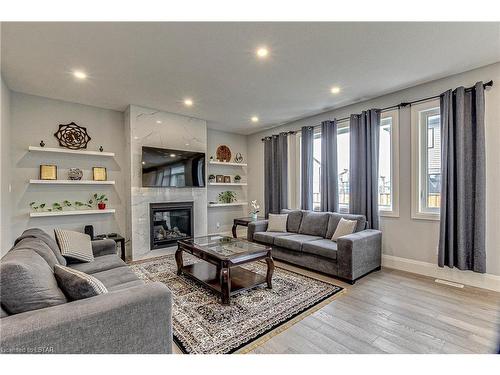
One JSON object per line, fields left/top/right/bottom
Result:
{"left": 54, "top": 122, "right": 91, "bottom": 150}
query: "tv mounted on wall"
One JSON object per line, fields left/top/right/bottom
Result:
{"left": 141, "top": 146, "right": 205, "bottom": 188}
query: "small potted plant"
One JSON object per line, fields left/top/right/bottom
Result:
{"left": 74, "top": 201, "right": 92, "bottom": 210}
{"left": 249, "top": 200, "right": 260, "bottom": 221}
{"left": 29, "top": 202, "right": 46, "bottom": 212}
{"left": 208, "top": 174, "right": 216, "bottom": 183}
{"left": 93, "top": 193, "right": 108, "bottom": 210}
{"left": 218, "top": 191, "right": 237, "bottom": 204}
{"left": 234, "top": 174, "right": 241, "bottom": 183}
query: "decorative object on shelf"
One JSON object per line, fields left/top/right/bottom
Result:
{"left": 62, "top": 200, "right": 72, "bottom": 209}
{"left": 92, "top": 167, "right": 107, "bottom": 181}
{"left": 75, "top": 201, "right": 93, "bottom": 209}
{"left": 54, "top": 122, "right": 91, "bottom": 150}
{"left": 218, "top": 191, "right": 237, "bottom": 204}
{"left": 209, "top": 156, "right": 214, "bottom": 162}
{"left": 52, "top": 202, "right": 63, "bottom": 212}
{"left": 216, "top": 145, "right": 231, "bottom": 162}
{"left": 29, "top": 202, "right": 46, "bottom": 212}
{"left": 249, "top": 200, "right": 260, "bottom": 221}
{"left": 39, "top": 140, "right": 45, "bottom": 147}
{"left": 68, "top": 168, "right": 83, "bottom": 180}
{"left": 99, "top": 146, "right": 104, "bottom": 152}
{"left": 234, "top": 174, "right": 241, "bottom": 182}
{"left": 216, "top": 175, "right": 224, "bottom": 183}
{"left": 40, "top": 165, "right": 57, "bottom": 180}
{"left": 208, "top": 174, "right": 216, "bottom": 183}
{"left": 84, "top": 225, "right": 95, "bottom": 239}
{"left": 223, "top": 176, "right": 231, "bottom": 183}
{"left": 234, "top": 152, "right": 243, "bottom": 163}
{"left": 93, "top": 193, "right": 108, "bottom": 210}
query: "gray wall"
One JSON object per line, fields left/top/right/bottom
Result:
{"left": 9, "top": 92, "right": 127, "bottom": 245}
{"left": 207, "top": 128, "right": 248, "bottom": 234}
{"left": 247, "top": 62, "right": 500, "bottom": 277}
{"left": 1, "top": 75, "right": 11, "bottom": 255}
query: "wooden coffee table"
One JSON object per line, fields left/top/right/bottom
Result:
{"left": 176, "top": 236, "right": 274, "bottom": 305}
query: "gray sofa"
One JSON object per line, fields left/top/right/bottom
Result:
{"left": 248, "top": 209, "right": 382, "bottom": 284}
{"left": 0, "top": 228, "right": 172, "bottom": 354}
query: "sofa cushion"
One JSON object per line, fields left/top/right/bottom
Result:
{"left": 92, "top": 266, "right": 140, "bottom": 289}
{"left": 55, "top": 228, "right": 94, "bottom": 263}
{"left": 0, "top": 249, "right": 67, "bottom": 314}
{"left": 254, "top": 231, "right": 293, "bottom": 245}
{"left": 331, "top": 218, "right": 358, "bottom": 241}
{"left": 325, "top": 213, "right": 367, "bottom": 239}
{"left": 69, "top": 254, "right": 126, "bottom": 274}
{"left": 11, "top": 237, "right": 60, "bottom": 269}
{"left": 281, "top": 209, "right": 303, "bottom": 233}
{"left": 298, "top": 211, "right": 330, "bottom": 237}
{"left": 15, "top": 228, "right": 67, "bottom": 266}
{"left": 267, "top": 213, "right": 288, "bottom": 232}
{"left": 274, "top": 234, "right": 323, "bottom": 251}
{"left": 302, "top": 239, "right": 338, "bottom": 260}
{"left": 54, "top": 265, "right": 108, "bottom": 301}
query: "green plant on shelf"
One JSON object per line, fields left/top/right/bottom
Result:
{"left": 29, "top": 202, "right": 46, "bottom": 212}
{"left": 63, "top": 200, "right": 72, "bottom": 208}
{"left": 218, "top": 191, "right": 237, "bottom": 204}
{"left": 74, "top": 201, "right": 93, "bottom": 209}
{"left": 93, "top": 193, "right": 108, "bottom": 204}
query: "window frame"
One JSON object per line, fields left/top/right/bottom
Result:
{"left": 411, "top": 99, "right": 441, "bottom": 221}
{"left": 378, "top": 109, "right": 400, "bottom": 218}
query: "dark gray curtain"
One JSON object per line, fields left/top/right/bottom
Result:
{"left": 349, "top": 110, "right": 380, "bottom": 229}
{"left": 320, "top": 120, "right": 338, "bottom": 212}
{"left": 264, "top": 133, "right": 288, "bottom": 217}
{"left": 438, "top": 82, "right": 486, "bottom": 273}
{"left": 301, "top": 126, "right": 314, "bottom": 210}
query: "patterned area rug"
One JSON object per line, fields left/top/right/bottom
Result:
{"left": 129, "top": 254, "right": 343, "bottom": 354}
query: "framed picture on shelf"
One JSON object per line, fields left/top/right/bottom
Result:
{"left": 216, "top": 175, "right": 224, "bottom": 183}
{"left": 93, "top": 167, "right": 107, "bottom": 181}
{"left": 40, "top": 165, "right": 57, "bottom": 180}
{"left": 223, "top": 176, "right": 231, "bottom": 183}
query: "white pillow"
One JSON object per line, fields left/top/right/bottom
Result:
{"left": 331, "top": 218, "right": 357, "bottom": 242}
{"left": 55, "top": 229, "right": 94, "bottom": 263}
{"left": 266, "top": 214, "right": 288, "bottom": 232}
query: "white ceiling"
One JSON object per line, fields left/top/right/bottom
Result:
{"left": 2, "top": 22, "right": 499, "bottom": 135}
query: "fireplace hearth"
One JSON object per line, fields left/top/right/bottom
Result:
{"left": 149, "top": 202, "right": 193, "bottom": 250}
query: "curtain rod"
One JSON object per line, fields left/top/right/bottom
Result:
{"left": 261, "top": 80, "right": 493, "bottom": 141}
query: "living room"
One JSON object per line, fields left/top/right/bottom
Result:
{"left": 1, "top": 1, "right": 499, "bottom": 372}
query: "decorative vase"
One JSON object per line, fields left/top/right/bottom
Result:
{"left": 250, "top": 213, "right": 258, "bottom": 221}
{"left": 68, "top": 168, "right": 83, "bottom": 180}
{"left": 98, "top": 203, "right": 106, "bottom": 210}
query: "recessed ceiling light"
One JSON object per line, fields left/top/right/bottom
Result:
{"left": 170, "top": 154, "right": 176, "bottom": 158}
{"left": 141, "top": 161, "right": 146, "bottom": 165}
{"left": 256, "top": 47, "right": 269, "bottom": 58}
{"left": 184, "top": 99, "right": 193, "bottom": 107}
{"left": 73, "top": 70, "right": 87, "bottom": 80}
{"left": 251, "top": 116, "right": 259, "bottom": 123}
{"left": 185, "top": 143, "right": 190, "bottom": 146}
{"left": 156, "top": 120, "right": 162, "bottom": 124}
{"left": 331, "top": 86, "right": 341, "bottom": 94}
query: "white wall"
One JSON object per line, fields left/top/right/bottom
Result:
{"left": 1, "top": 75, "right": 11, "bottom": 255}
{"left": 126, "top": 105, "right": 207, "bottom": 260}
{"left": 9, "top": 92, "right": 127, "bottom": 247}
{"left": 207, "top": 128, "right": 248, "bottom": 234}
{"left": 247, "top": 62, "right": 500, "bottom": 286}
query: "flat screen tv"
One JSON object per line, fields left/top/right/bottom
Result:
{"left": 141, "top": 146, "right": 205, "bottom": 188}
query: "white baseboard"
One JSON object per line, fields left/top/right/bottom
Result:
{"left": 382, "top": 254, "right": 500, "bottom": 292}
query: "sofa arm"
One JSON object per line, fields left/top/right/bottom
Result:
{"left": 336, "top": 229, "right": 382, "bottom": 281}
{"left": 0, "top": 282, "right": 172, "bottom": 354}
{"left": 247, "top": 220, "right": 269, "bottom": 241}
{"left": 91, "top": 239, "right": 117, "bottom": 257}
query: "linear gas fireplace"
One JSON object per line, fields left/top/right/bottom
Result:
{"left": 149, "top": 202, "right": 193, "bottom": 250}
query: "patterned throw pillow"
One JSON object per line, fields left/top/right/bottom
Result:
{"left": 54, "top": 265, "right": 108, "bottom": 300}
{"left": 266, "top": 214, "right": 288, "bottom": 232}
{"left": 54, "top": 228, "right": 94, "bottom": 262}
{"left": 331, "top": 218, "right": 357, "bottom": 242}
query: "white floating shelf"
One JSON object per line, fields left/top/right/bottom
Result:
{"left": 29, "top": 179, "right": 115, "bottom": 185}
{"left": 208, "top": 202, "right": 248, "bottom": 208}
{"left": 209, "top": 161, "right": 247, "bottom": 167}
{"left": 29, "top": 209, "right": 116, "bottom": 218}
{"left": 208, "top": 182, "right": 247, "bottom": 186}
{"left": 28, "top": 146, "right": 115, "bottom": 157}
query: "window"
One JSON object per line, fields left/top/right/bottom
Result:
{"left": 378, "top": 109, "right": 399, "bottom": 217}
{"left": 337, "top": 122, "right": 350, "bottom": 213}
{"left": 411, "top": 99, "right": 441, "bottom": 220}
{"left": 312, "top": 131, "right": 322, "bottom": 211}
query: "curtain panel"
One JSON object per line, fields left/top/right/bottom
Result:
{"left": 301, "top": 126, "right": 314, "bottom": 210}
{"left": 438, "top": 82, "right": 486, "bottom": 273}
{"left": 349, "top": 109, "right": 380, "bottom": 229}
{"left": 264, "top": 132, "right": 289, "bottom": 217}
{"left": 320, "top": 120, "right": 339, "bottom": 212}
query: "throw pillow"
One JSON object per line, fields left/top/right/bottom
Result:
{"left": 54, "top": 265, "right": 108, "bottom": 301}
{"left": 54, "top": 228, "right": 94, "bottom": 263}
{"left": 266, "top": 214, "right": 288, "bottom": 232}
{"left": 331, "top": 218, "right": 357, "bottom": 242}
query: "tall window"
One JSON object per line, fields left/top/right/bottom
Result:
{"left": 337, "top": 122, "right": 350, "bottom": 212}
{"left": 312, "top": 131, "right": 322, "bottom": 211}
{"left": 378, "top": 109, "right": 399, "bottom": 217}
{"left": 411, "top": 99, "right": 441, "bottom": 220}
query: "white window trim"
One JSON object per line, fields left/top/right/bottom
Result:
{"left": 411, "top": 99, "right": 441, "bottom": 221}
{"left": 379, "top": 109, "right": 400, "bottom": 218}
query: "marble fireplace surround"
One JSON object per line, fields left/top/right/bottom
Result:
{"left": 126, "top": 105, "right": 208, "bottom": 260}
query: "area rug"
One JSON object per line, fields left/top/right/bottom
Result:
{"left": 129, "top": 254, "right": 343, "bottom": 354}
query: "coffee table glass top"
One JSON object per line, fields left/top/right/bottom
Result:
{"left": 179, "top": 235, "right": 270, "bottom": 258}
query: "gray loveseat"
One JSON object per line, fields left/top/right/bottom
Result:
{"left": 248, "top": 210, "right": 381, "bottom": 284}
{"left": 0, "top": 228, "right": 172, "bottom": 354}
